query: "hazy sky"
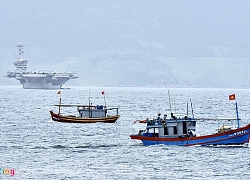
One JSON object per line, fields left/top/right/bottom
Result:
{"left": 1, "top": 1, "right": 250, "bottom": 87}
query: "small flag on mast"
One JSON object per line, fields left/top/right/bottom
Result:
{"left": 57, "top": 91, "right": 61, "bottom": 95}
{"left": 229, "top": 94, "right": 236, "bottom": 100}
{"left": 102, "top": 91, "right": 105, "bottom": 95}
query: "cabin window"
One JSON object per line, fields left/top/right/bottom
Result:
{"left": 173, "top": 126, "right": 177, "bottom": 135}
{"left": 148, "top": 128, "right": 158, "bottom": 134}
{"left": 148, "top": 128, "right": 159, "bottom": 137}
{"left": 154, "top": 128, "right": 159, "bottom": 134}
{"left": 164, "top": 127, "right": 168, "bottom": 135}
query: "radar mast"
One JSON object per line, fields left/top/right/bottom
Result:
{"left": 13, "top": 41, "right": 28, "bottom": 72}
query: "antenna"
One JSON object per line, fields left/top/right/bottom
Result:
{"left": 190, "top": 99, "right": 194, "bottom": 118}
{"left": 15, "top": 41, "right": 28, "bottom": 58}
{"left": 163, "top": 82, "right": 172, "bottom": 114}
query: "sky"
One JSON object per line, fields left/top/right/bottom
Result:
{"left": 1, "top": 0, "right": 250, "bottom": 88}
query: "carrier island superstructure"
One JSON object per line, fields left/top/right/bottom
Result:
{"left": 6, "top": 42, "right": 78, "bottom": 89}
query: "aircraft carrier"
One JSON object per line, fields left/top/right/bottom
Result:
{"left": 6, "top": 42, "right": 78, "bottom": 89}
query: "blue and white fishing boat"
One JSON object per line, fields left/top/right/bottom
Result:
{"left": 130, "top": 94, "right": 250, "bottom": 146}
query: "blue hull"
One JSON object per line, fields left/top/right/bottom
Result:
{"left": 131, "top": 124, "right": 250, "bottom": 146}
{"left": 141, "top": 134, "right": 249, "bottom": 146}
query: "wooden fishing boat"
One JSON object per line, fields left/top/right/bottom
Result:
{"left": 131, "top": 94, "right": 250, "bottom": 146}
{"left": 50, "top": 92, "right": 120, "bottom": 123}
{"left": 50, "top": 107, "right": 120, "bottom": 123}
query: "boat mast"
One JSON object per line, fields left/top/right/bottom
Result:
{"left": 163, "top": 83, "right": 172, "bottom": 114}
{"left": 58, "top": 97, "right": 61, "bottom": 115}
{"left": 56, "top": 91, "right": 62, "bottom": 115}
{"left": 229, "top": 94, "right": 240, "bottom": 129}
{"left": 88, "top": 89, "right": 91, "bottom": 118}
{"left": 102, "top": 91, "right": 106, "bottom": 108}
{"left": 190, "top": 99, "right": 194, "bottom": 118}
{"left": 168, "top": 89, "right": 172, "bottom": 113}
{"left": 235, "top": 102, "right": 240, "bottom": 128}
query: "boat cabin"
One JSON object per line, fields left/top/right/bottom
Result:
{"left": 143, "top": 113, "right": 197, "bottom": 138}
{"left": 77, "top": 105, "right": 107, "bottom": 118}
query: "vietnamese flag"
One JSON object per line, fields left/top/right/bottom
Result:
{"left": 229, "top": 94, "right": 236, "bottom": 100}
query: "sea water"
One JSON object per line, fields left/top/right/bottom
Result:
{"left": 1, "top": 86, "right": 250, "bottom": 179}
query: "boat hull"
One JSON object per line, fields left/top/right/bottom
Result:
{"left": 50, "top": 110, "right": 120, "bottom": 123}
{"left": 15, "top": 74, "right": 75, "bottom": 89}
{"left": 130, "top": 124, "right": 250, "bottom": 146}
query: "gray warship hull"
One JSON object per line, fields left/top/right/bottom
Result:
{"left": 14, "top": 73, "right": 77, "bottom": 89}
